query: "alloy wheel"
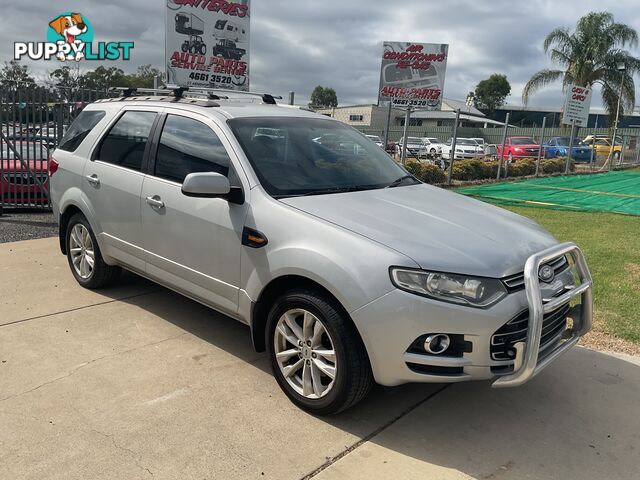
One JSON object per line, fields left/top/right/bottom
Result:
{"left": 69, "top": 224, "right": 95, "bottom": 279}
{"left": 273, "top": 308, "right": 337, "bottom": 399}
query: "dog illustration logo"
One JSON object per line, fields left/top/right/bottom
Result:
{"left": 48, "top": 13, "right": 90, "bottom": 61}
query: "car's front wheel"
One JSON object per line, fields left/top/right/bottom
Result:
{"left": 66, "top": 213, "right": 120, "bottom": 289}
{"left": 266, "top": 289, "right": 373, "bottom": 415}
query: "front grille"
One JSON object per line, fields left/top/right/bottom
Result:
{"left": 502, "top": 255, "right": 568, "bottom": 292}
{"left": 490, "top": 302, "right": 571, "bottom": 361}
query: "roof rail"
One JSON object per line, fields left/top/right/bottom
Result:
{"left": 110, "top": 85, "right": 189, "bottom": 98}
{"left": 108, "top": 85, "right": 283, "bottom": 105}
{"left": 187, "top": 87, "right": 283, "bottom": 105}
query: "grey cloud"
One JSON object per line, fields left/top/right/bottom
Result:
{"left": 2, "top": 0, "right": 639, "bottom": 109}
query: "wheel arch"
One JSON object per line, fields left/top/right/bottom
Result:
{"left": 250, "top": 275, "right": 360, "bottom": 354}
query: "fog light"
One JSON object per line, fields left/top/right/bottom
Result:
{"left": 424, "top": 334, "right": 450, "bottom": 355}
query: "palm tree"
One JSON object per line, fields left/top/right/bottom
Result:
{"left": 523, "top": 12, "right": 640, "bottom": 124}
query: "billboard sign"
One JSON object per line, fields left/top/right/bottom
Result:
{"left": 378, "top": 41, "right": 449, "bottom": 109}
{"left": 165, "top": 0, "right": 250, "bottom": 90}
{"left": 562, "top": 84, "right": 592, "bottom": 127}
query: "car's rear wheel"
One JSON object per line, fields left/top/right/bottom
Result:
{"left": 66, "top": 213, "right": 120, "bottom": 289}
{"left": 266, "top": 289, "right": 373, "bottom": 415}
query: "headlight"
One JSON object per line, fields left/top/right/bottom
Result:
{"left": 389, "top": 268, "right": 507, "bottom": 308}
{"left": 456, "top": 148, "right": 463, "bottom": 152}
{"left": 514, "top": 148, "right": 523, "bottom": 153}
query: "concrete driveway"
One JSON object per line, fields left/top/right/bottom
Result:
{"left": 1, "top": 237, "right": 638, "bottom": 480}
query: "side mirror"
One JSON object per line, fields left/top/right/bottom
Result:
{"left": 181, "top": 172, "right": 230, "bottom": 198}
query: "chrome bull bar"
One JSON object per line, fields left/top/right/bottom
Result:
{"left": 492, "top": 242, "right": 593, "bottom": 388}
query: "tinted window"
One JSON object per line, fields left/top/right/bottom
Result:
{"left": 510, "top": 137, "right": 536, "bottom": 145}
{"left": 97, "top": 111, "right": 156, "bottom": 171}
{"left": 58, "top": 110, "right": 105, "bottom": 152}
{"left": 155, "top": 115, "right": 231, "bottom": 184}
{"left": 228, "top": 117, "right": 409, "bottom": 197}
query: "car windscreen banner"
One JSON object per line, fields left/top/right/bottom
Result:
{"left": 165, "top": 0, "right": 250, "bottom": 90}
{"left": 378, "top": 41, "right": 448, "bottom": 109}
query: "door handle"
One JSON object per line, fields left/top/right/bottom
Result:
{"left": 145, "top": 195, "right": 165, "bottom": 209}
{"left": 85, "top": 174, "right": 100, "bottom": 186}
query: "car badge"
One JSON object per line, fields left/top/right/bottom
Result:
{"left": 538, "top": 264, "right": 555, "bottom": 283}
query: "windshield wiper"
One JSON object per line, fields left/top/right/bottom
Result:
{"left": 386, "top": 175, "right": 418, "bottom": 188}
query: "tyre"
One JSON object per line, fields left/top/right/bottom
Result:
{"left": 66, "top": 213, "right": 120, "bottom": 289}
{"left": 198, "top": 43, "right": 206, "bottom": 55}
{"left": 266, "top": 288, "right": 373, "bottom": 415}
{"left": 181, "top": 42, "right": 189, "bottom": 53}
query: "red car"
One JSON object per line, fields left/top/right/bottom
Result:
{"left": 1, "top": 142, "right": 51, "bottom": 207}
{"left": 496, "top": 136, "right": 541, "bottom": 161}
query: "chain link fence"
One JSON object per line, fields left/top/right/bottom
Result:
{"left": 355, "top": 120, "right": 640, "bottom": 179}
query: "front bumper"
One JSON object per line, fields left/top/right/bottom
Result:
{"left": 351, "top": 242, "right": 592, "bottom": 387}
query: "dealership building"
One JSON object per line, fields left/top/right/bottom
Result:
{"left": 315, "top": 99, "right": 507, "bottom": 130}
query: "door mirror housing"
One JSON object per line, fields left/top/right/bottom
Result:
{"left": 182, "top": 172, "right": 231, "bottom": 198}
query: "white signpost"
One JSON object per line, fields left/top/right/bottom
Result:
{"left": 562, "top": 84, "right": 592, "bottom": 173}
{"left": 165, "top": 0, "right": 250, "bottom": 90}
{"left": 562, "top": 84, "right": 592, "bottom": 127}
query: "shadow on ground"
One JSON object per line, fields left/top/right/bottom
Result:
{"left": 99, "top": 272, "right": 640, "bottom": 479}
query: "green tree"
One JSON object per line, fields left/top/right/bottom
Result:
{"left": 125, "top": 64, "right": 162, "bottom": 88}
{"left": 523, "top": 11, "right": 640, "bottom": 124}
{"left": 473, "top": 74, "right": 511, "bottom": 113}
{"left": 309, "top": 86, "right": 338, "bottom": 108}
{"left": 81, "top": 66, "right": 126, "bottom": 92}
{"left": 0, "top": 60, "right": 35, "bottom": 90}
{"left": 48, "top": 65, "right": 84, "bottom": 101}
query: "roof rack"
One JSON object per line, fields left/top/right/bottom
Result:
{"left": 181, "top": 87, "right": 283, "bottom": 105}
{"left": 109, "top": 86, "right": 282, "bottom": 105}
{"left": 110, "top": 85, "right": 190, "bottom": 98}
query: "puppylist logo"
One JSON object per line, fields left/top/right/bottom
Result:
{"left": 14, "top": 12, "right": 134, "bottom": 62}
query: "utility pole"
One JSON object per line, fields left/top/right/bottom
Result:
{"left": 447, "top": 109, "right": 461, "bottom": 185}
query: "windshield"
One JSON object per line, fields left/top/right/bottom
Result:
{"left": 425, "top": 138, "right": 439, "bottom": 143}
{"left": 510, "top": 137, "right": 536, "bottom": 145}
{"left": 229, "top": 117, "right": 412, "bottom": 197}
{"left": 403, "top": 137, "right": 422, "bottom": 144}
{"left": 455, "top": 139, "right": 476, "bottom": 146}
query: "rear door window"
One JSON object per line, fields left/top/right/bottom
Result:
{"left": 154, "top": 114, "right": 232, "bottom": 184}
{"left": 57, "top": 110, "right": 105, "bottom": 152}
{"left": 96, "top": 111, "right": 157, "bottom": 172}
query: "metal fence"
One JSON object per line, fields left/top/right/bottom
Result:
{"left": 0, "top": 87, "right": 108, "bottom": 211}
{"left": 357, "top": 123, "right": 640, "bottom": 174}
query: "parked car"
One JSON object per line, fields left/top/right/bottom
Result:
{"left": 396, "top": 137, "right": 424, "bottom": 157}
{"left": 581, "top": 137, "right": 623, "bottom": 160}
{"left": 50, "top": 93, "right": 593, "bottom": 415}
{"left": 1, "top": 141, "right": 50, "bottom": 206}
{"left": 496, "top": 136, "right": 541, "bottom": 161}
{"left": 544, "top": 137, "right": 592, "bottom": 162}
{"left": 418, "top": 137, "right": 446, "bottom": 159}
{"left": 470, "top": 138, "right": 486, "bottom": 150}
{"left": 582, "top": 134, "right": 623, "bottom": 145}
{"left": 365, "top": 134, "right": 384, "bottom": 149}
{"left": 441, "top": 138, "right": 483, "bottom": 160}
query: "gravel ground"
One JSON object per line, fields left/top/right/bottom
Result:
{"left": 0, "top": 208, "right": 57, "bottom": 243}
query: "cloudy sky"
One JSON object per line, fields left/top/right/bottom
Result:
{"left": 3, "top": 0, "right": 640, "bottom": 109}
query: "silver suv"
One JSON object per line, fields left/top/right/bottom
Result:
{"left": 50, "top": 90, "right": 593, "bottom": 415}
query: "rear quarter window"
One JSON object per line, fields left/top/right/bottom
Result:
{"left": 57, "top": 110, "right": 106, "bottom": 152}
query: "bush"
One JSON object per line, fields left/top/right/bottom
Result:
{"left": 404, "top": 159, "right": 423, "bottom": 178}
{"left": 540, "top": 157, "right": 574, "bottom": 174}
{"left": 403, "top": 160, "right": 447, "bottom": 184}
{"left": 420, "top": 163, "right": 447, "bottom": 184}
{"left": 508, "top": 158, "right": 536, "bottom": 177}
